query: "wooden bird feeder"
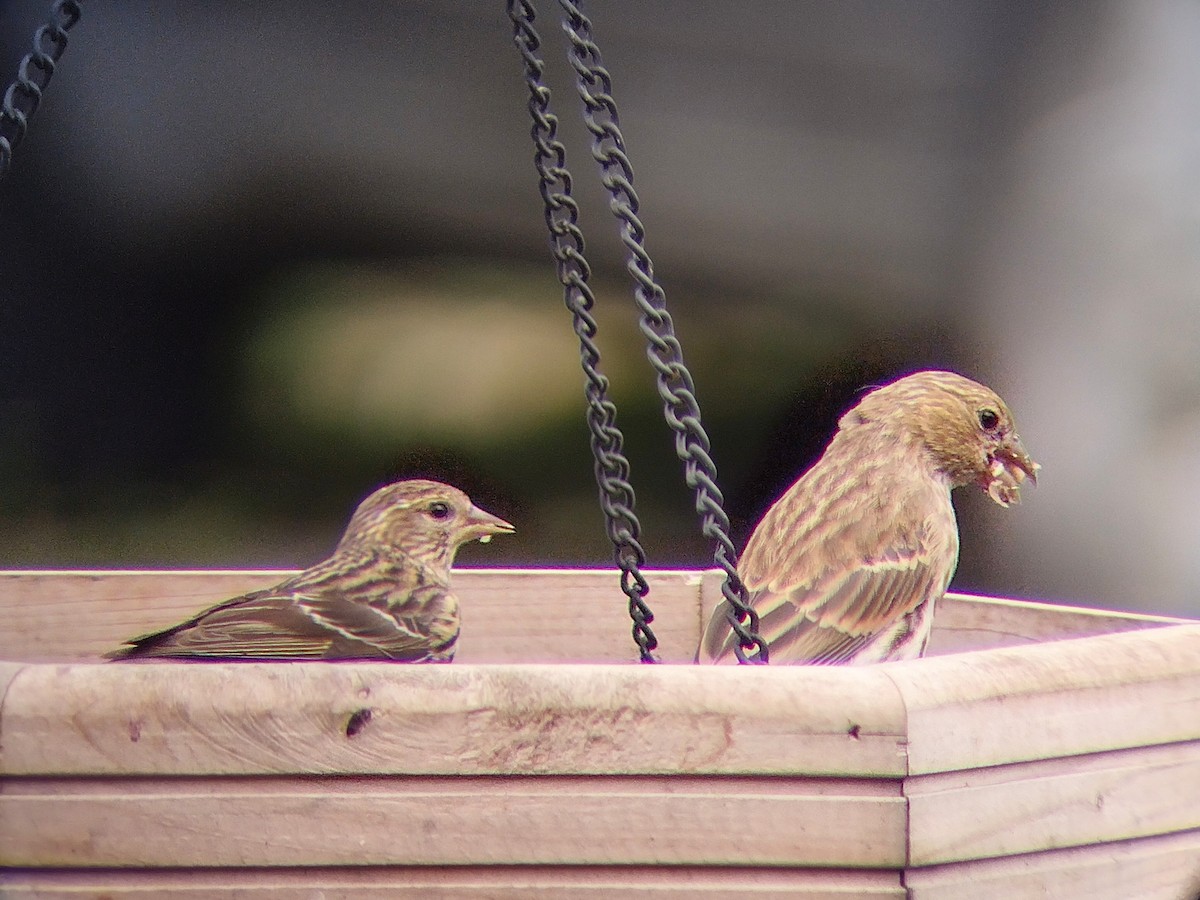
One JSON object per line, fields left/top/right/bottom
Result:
{"left": 2, "top": 568, "right": 1199, "bottom": 898}
{"left": 4, "top": 6, "right": 1200, "bottom": 899}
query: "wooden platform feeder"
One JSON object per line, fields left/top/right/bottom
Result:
{"left": 1, "top": 568, "right": 1199, "bottom": 899}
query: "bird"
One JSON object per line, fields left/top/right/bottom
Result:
{"left": 698, "top": 370, "right": 1039, "bottom": 666}
{"left": 107, "top": 479, "right": 513, "bottom": 662}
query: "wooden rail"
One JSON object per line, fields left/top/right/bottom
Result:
{"left": 2, "top": 569, "right": 1198, "bottom": 898}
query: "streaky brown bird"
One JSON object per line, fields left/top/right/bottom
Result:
{"left": 698, "top": 370, "right": 1039, "bottom": 665}
{"left": 108, "top": 479, "right": 513, "bottom": 662}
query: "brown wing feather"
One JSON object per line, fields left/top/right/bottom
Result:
{"left": 702, "top": 544, "right": 947, "bottom": 664}
{"left": 112, "top": 595, "right": 349, "bottom": 659}
{"left": 752, "top": 554, "right": 945, "bottom": 664}
{"left": 699, "top": 429, "right": 958, "bottom": 665}
{"left": 108, "top": 547, "right": 458, "bottom": 661}
{"left": 298, "top": 584, "right": 458, "bottom": 661}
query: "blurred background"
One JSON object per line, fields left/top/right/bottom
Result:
{"left": 1, "top": 1, "right": 1197, "bottom": 616}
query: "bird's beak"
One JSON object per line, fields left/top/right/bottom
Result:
{"left": 984, "top": 435, "right": 1040, "bottom": 508}
{"left": 465, "top": 506, "right": 515, "bottom": 544}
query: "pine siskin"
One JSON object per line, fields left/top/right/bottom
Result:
{"left": 108, "top": 479, "right": 513, "bottom": 662}
{"left": 698, "top": 370, "right": 1039, "bottom": 665}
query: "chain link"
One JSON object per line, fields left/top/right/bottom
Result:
{"left": 507, "top": 0, "right": 658, "bottom": 663}
{"left": 0, "top": 0, "right": 83, "bottom": 181}
{"left": 556, "top": 0, "right": 768, "bottom": 663}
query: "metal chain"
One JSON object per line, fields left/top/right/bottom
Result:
{"left": 0, "top": 0, "right": 83, "bottom": 181}
{"left": 556, "top": 0, "right": 768, "bottom": 663}
{"left": 507, "top": 0, "right": 658, "bottom": 663}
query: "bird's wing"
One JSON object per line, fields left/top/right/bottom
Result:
{"left": 700, "top": 451, "right": 958, "bottom": 666}
{"left": 755, "top": 544, "right": 946, "bottom": 663}
{"left": 108, "top": 549, "right": 456, "bottom": 661}
{"left": 295, "top": 582, "right": 458, "bottom": 661}
{"left": 105, "top": 587, "right": 348, "bottom": 659}
{"left": 701, "top": 539, "right": 949, "bottom": 665}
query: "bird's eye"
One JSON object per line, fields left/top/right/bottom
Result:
{"left": 427, "top": 501, "right": 452, "bottom": 520}
{"left": 978, "top": 408, "right": 1001, "bottom": 432}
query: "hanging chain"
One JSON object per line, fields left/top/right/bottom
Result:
{"left": 556, "top": 0, "right": 768, "bottom": 663}
{"left": 0, "top": 0, "right": 82, "bottom": 181}
{"left": 507, "top": 0, "right": 658, "bottom": 663}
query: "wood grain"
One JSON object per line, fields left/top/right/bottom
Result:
{"left": 906, "top": 740, "right": 1200, "bottom": 865}
{"left": 0, "top": 775, "right": 906, "bottom": 869}
{"left": 695, "top": 571, "right": 1192, "bottom": 656}
{"left": 0, "top": 866, "right": 907, "bottom": 898}
{"left": 4, "top": 569, "right": 1200, "bottom": 897}
{"left": 3, "top": 625, "right": 1198, "bottom": 780}
{"left": 2, "top": 570, "right": 1191, "bottom": 667}
{"left": 880, "top": 622, "right": 1200, "bottom": 774}
{"left": 905, "top": 828, "right": 1200, "bottom": 900}
{"left": 0, "top": 569, "right": 708, "bottom": 664}
{"left": 929, "top": 592, "right": 1193, "bottom": 655}
{"left": 0, "top": 660, "right": 24, "bottom": 711}
{"left": 0, "top": 661, "right": 908, "bottom": 777}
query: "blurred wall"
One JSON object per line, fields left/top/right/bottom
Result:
{"left": 0, "top": 1, "right": 1196, "bottom": 616}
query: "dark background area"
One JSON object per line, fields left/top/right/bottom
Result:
{"left": 2, "top": 1, "right": 1198, "bottom": 616}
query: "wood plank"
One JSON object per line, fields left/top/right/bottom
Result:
{"left": 905, "top": 828, "right": 1200, "bottom": 900}
{"left": 694, "top": 573, "right": 1191, "bottom": 654}
{"left": 453, "top": 569, "right": 706, "bottom": 663}
{"left": 0, "top": 661, "right": 909, "bottom": 777}
{"left": 5, "top": 570, "right": 1191, "bottom": 668}
{"left": 929, "top": 592, "right": 1194, "bottom": 655}
{"left": 0, "top": 569, "right": 708, "bottom": 664}
{"left": 880, "top": 623, "right": 1200, "bottom": 774}
{"left": 0, "top": 866, "right": 907, "bottom": 898}
{"left": 0, "top": 569, "right": 287, "bottom": 662}
{"left": 0, "top": 775, "right": 907, "bottom": 869}
{"left": 906, "top": 740, "right": 1200, "bottom": 865}
{"left": 0, "top": 660, "right": 25, "bottom": 710}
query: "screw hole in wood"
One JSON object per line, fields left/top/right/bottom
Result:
{"left": 344, "top": 707, "right": 373, "bottom": 738}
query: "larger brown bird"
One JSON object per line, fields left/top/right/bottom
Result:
{"left": 698, "top": 370, "right": 1039, "bottom": 665}
{"left": 108, "top": 479, "right": 513, "bottom": 662}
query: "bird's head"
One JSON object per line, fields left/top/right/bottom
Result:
{"left": 336, "top": 479, "right": 514, "bottom": 564}
{"left": 845, "top": 370, "right": 1040, "bottom": 507}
